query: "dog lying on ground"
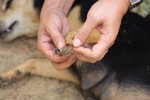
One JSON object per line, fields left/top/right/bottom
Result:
{"left": 0, "top": 0, "right": 150, "bottom": 100}
{"left": 0, "top": 0, "right": 86, "bottom": 86}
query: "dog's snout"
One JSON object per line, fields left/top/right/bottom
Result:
{"left": 0, "top": 21, "right": 6, "bottom": 32}
{"left": 0, "top": 20, "right": 18, "bottom": 39}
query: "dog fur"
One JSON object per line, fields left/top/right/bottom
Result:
{"left": 0, "top": 0, "right": 150, "bottom": 100}
{"left": 0, "top": 0, "right": 39, "bottom": 41}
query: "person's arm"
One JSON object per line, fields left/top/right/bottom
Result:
{"left": 43, "top": 0, "right": 74, "bottom": 15}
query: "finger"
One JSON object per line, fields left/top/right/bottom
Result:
{"left": 73, "top": 17, "right": 98, "bottom": 47}
{"left": 38, "top": 27, "right": 51, "bottom": 53}
{"left": 74, "top": 51, "right": 96, "bottom": 63}
{"left": 45, "top": 50, "right": 68, "bottom": 63}
{"left": 51, "top": 55, "right": 76, "bottom": 70}
{"left": 38, "top": 29, "right": 68, "bottom": 63}
{"left": 61, "top": 17, "right": 70, "bottom": 37}
{"left": 74, "top": 43, "right": 108, "bottom": 62}
{"left": 46, "top": 24, "right": 65, "bottom": 48}
{"left": 91, "top": 29, "right": 117, "bottom": 60}
{"left": 73, "top": 32, "right": 114, "bottom": 61}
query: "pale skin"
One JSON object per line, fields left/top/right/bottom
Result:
{"left": 38, "top": 0, "right": 130, "bottom": 70}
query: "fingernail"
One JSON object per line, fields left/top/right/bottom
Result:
{"left": 73, "top": 38, "right": 81, "bottom": 47}
{"left": 58, "top": 42, "right": 64, "bottom": 48}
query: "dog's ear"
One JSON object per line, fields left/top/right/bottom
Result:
{"left": 78, "top": 61, "right": 108, "bottom": 89}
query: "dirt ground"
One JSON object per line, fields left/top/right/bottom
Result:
{"left": 0, "top": 37, "right": 84, "bottom": 100}
{"left": 0, "top": 77, "right": 83, "bottom": 100}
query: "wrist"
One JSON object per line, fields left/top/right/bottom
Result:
{"left": 44, "top": 0, "right": 74, "bottom": 15}
{"left": 117, "top": 0, "right": 130, "bottom": 16}
{"left": 107, "top": 0, "right": 130, "bottom": 17}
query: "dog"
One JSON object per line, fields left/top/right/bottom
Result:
{"left": 0, "top": 0, "right": 40, "bottom": 41}
{"left": 0, "top": 0, "right": 150, "bottom": 100}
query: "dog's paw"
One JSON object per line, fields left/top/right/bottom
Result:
{"left": 55, "top": 29, "right": 100, "bottom": 57}
{"left": 0, "top": 70, "right": 31, "bottom": 87}
{"left": 54, "top": 46, "right": 73, "bottom": 56}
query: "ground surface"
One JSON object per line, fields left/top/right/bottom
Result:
{"left": 0, "top": 37, "right": 84, "bottom": 100}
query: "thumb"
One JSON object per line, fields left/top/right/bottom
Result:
{"left": 73, "top": 18, "right": 97, "bottom": 47}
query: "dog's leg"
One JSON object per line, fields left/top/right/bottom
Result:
{"left": 0, "top": 59, "right": 79, "bottom": 87}
{"left": 65, "top": 29, "right": 100, "bottom": 45}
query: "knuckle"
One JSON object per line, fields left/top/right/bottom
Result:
{"left": 91, "top": 54, "right": 99, "bottom": 60}
{"left": 101, "top": 38, "right": 115, "bottom": 48}
{"left": 51, "top": 32, "right": 60, "bottom": 38}
{"left": 107, "top": 37, "right": 115, "bottom": 47}
{"left": 88, "top": 13, "right": 99, "bottom": 23}
{"left": 52, "top": 64, "right": 63, "bottom": 71}
{"left": 46, "top": 24, "right": 54, "bottom": 33}
{"left": 90, "top": 59, "right": 97, "bottom": 63}
{"left": 53, "top": 57, "right": 63, "bottom": 62}
{"left": 80, "top": 29, "right": 89, "bottom": 35}
{"left": 110, "top": 40, "right": 115, "bottom": 47}
{"left": 67, "top": 58, "right": 73, "bottom": 64}
{"left": 53, "top": 55, "right": 68, "bottom": 63}
{"left": 53, "top": 58, "right": 59, "bottom": 62}
{"left": 77, "top": 30, "right": 89, "bottom": 40}
{"left": 37, "top": 43, "right": 43, "bottom": 53}
{"left": 78, "top": 57, "right": 85, "bottom": 62}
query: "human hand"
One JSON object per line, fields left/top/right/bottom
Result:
{"left": 38, "top": 0, "right": 75, "bottom": 70}
{"left": 73, "top": 0, "right": 130, "bottom": 63}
